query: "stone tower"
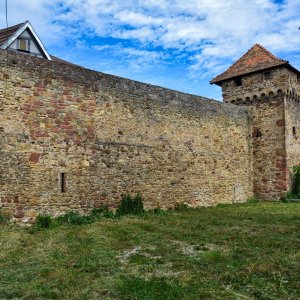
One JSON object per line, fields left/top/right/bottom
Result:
{"left": 211, "top": 44, "right": 300, "bottom": 200}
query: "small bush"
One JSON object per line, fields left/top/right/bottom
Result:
{"left": 152, "top": 207, "right": 168, "bottom": 215}
{"left": 103, "top": 209, "right": 115, "bottom": 218}
{"left": 293, "top": 166, "right": 300, "bottom": 195}
{"left": 247, "top": 197, "right": 260, "bottom": 203}
{"left": 174, "top": 203, "right": 189, "bottom": 211}
{"left": 57, "top": 211, "right": 92, "bottom": 225}
{"left": 0, "top": 211, "right": 9, "bottom": 224}
{"left": 285, "top": 191, "right": 299, "bottom": 201}
{"left": 285, "top": 167, "right": 300, "bottom": 201}
{"left": 216, "top": 203, "right": 231, "bottom": 208}
{"left": 116, "top": 193, "right": 145, "bottom": 216}
{"left": 35, "top": 215, "right": 53, "bottom": 229}
{"left": 90, "top": 205, "right": 115, "bottom": 219}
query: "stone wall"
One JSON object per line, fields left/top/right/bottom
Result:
{"left": 0, "top": 50, "right": 253, "bottom": 223}
{"left": 249, "top": 94, "right": 287, "bottom": 199}
{"left": 285, "top": 96, "right": 300, "bottom": 191}
{"left": 221, "top": 67, "right": 300, "bottom": 104}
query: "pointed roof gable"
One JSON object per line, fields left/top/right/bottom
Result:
{"left": 0, "top": 21, "right": 51, "bottom": 60}
{"left": 210, "top": 44, "right": 291, "bottom": 85}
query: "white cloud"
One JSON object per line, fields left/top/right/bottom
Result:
{"left": 93, "top": 43, "right": 167, "bottom": 70}
{"left": 1, "top": 0, "right": 300, "bottom": 80}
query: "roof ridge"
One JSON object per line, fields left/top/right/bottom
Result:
{"left": 223, "top": 44, "right": 286, "bottom": 78}
{"left": 210, "top": 44, "right": 289, "bottom": 85}
{"left": 255, "top": 43, "right": 287, "bottom": 63}
{"left": 0, "top": 22, "right": 25, "bottom": 34}
{"left": 0, "top": 22, "right": 26, "bottom": 47}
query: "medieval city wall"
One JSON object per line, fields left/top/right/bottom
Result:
{"left": 0, "top": 50, "right": 253, "bottom": 223}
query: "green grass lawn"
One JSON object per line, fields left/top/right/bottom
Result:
{"left": 0, "top": 202, "right": 299, "bottom": 299}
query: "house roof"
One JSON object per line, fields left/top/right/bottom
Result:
{"left": 0, "top": 22, "right": 25, "bottom": 46}
{"left": 0, "top": 21, "right": 51, "bottom": 60}
{"left": 210, "top": 44, "right": 298, "bottom": 85}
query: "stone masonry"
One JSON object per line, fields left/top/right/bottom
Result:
{"left": 0, "top": 42, "right": 299, "bottom": 224}
{"left": 0, "top": 50, "right": 253, "bottom": 223}
{"left": 211, "top": 45, "right": 300, "bottom": 200}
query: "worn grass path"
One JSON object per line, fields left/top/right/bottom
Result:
{"left": 0, "top": 202, "right": 299, "bottom": 299}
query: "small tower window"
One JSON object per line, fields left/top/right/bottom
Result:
{"left": 264, "top": 71, "right": 271, "bottom": 80}
{"left": 60, "top": 173, "right": 67, "bottom": 193}
{"left": 235, "top": 78, "right": 242, "bottom": 86}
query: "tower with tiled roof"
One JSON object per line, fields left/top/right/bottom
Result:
{"left": 211, "top": 44, "right": 300, "bottom": 104}
{"left": 212, "top": 44, "right": 300, "bottom": 200}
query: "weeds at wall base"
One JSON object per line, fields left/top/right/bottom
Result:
{"left": 285, "top": 166, "right": 300, "bottom": 201}
{"left": 0, "top": 210, "right": 9, "bottom": 224}
{"left": 32, "top": 193, "right": 147, "bottom": 230}
{"left": 26, "top": 195, "right": 287, "bottom": 231}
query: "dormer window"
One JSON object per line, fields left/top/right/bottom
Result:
{"left": 0, "top": 21, "right": 51, "bottom": 60}
{"left": 235, "top": 78, "right": 242, "bottom": 87}
{"left": 17, "top": 38, "right": 30, "bottom": 52}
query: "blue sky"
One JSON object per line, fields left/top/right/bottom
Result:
{"left": 1, "top": 0, "right": 300, "bottom": 100}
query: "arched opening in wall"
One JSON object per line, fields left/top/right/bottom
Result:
{"left": 253, "top": 128, "right": 263, "bottom": 138}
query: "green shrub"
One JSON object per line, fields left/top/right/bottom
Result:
{"left": 286, "top": 191, "right": 295, "bottom": 200}
{"left": 152, "top": 207, "right": 168, "bottom": 215}
{"left": 90, "top": 205, "right": 115, "bottom": 219}
{"left": 133, "top": 193, "right": 144, "bottom": 215}
{"left": 174, "top": 203, "right": 189, "bottom": 211}
{"left": 116, "top": 193, "right": 145, "bottom": 216}
{"left": 293, "top": 166, "right": 300, "bottom": 195}
{"left": 247, "top": 197, "right": 260, "bottom": 203}
{"left": 103, "top": 209, "right": 115, "bottom": 218}
{"left": 57, "top": 211, "right": 92, "bottom": 225}
{"left": 35, "top": 215, "right": 53, "bottom": 229}
{"left": 0, "top": 210, "right": 9, "bottom": 224}
{"left": 285, "top": 166, "right": 300, "bottom": 201}
{"left": 216, "top": 203, "right": 231, "bottom": 208}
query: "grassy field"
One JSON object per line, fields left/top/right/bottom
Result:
{"left": 0, "top": 202, "right": 299, "bottom": 299}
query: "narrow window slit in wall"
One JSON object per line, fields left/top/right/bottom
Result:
{"left": 292, "top": 127, "right": 297, "bottom": 138}
{"left": 60, "top": 173, "right": 66, "bottom": 193}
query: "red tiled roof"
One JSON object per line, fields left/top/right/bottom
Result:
{"left": 210, "top": 44, "right": 289, "bottom": 85}
{"left": 0, "top": 22, "right": 25, "bottom": 46}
